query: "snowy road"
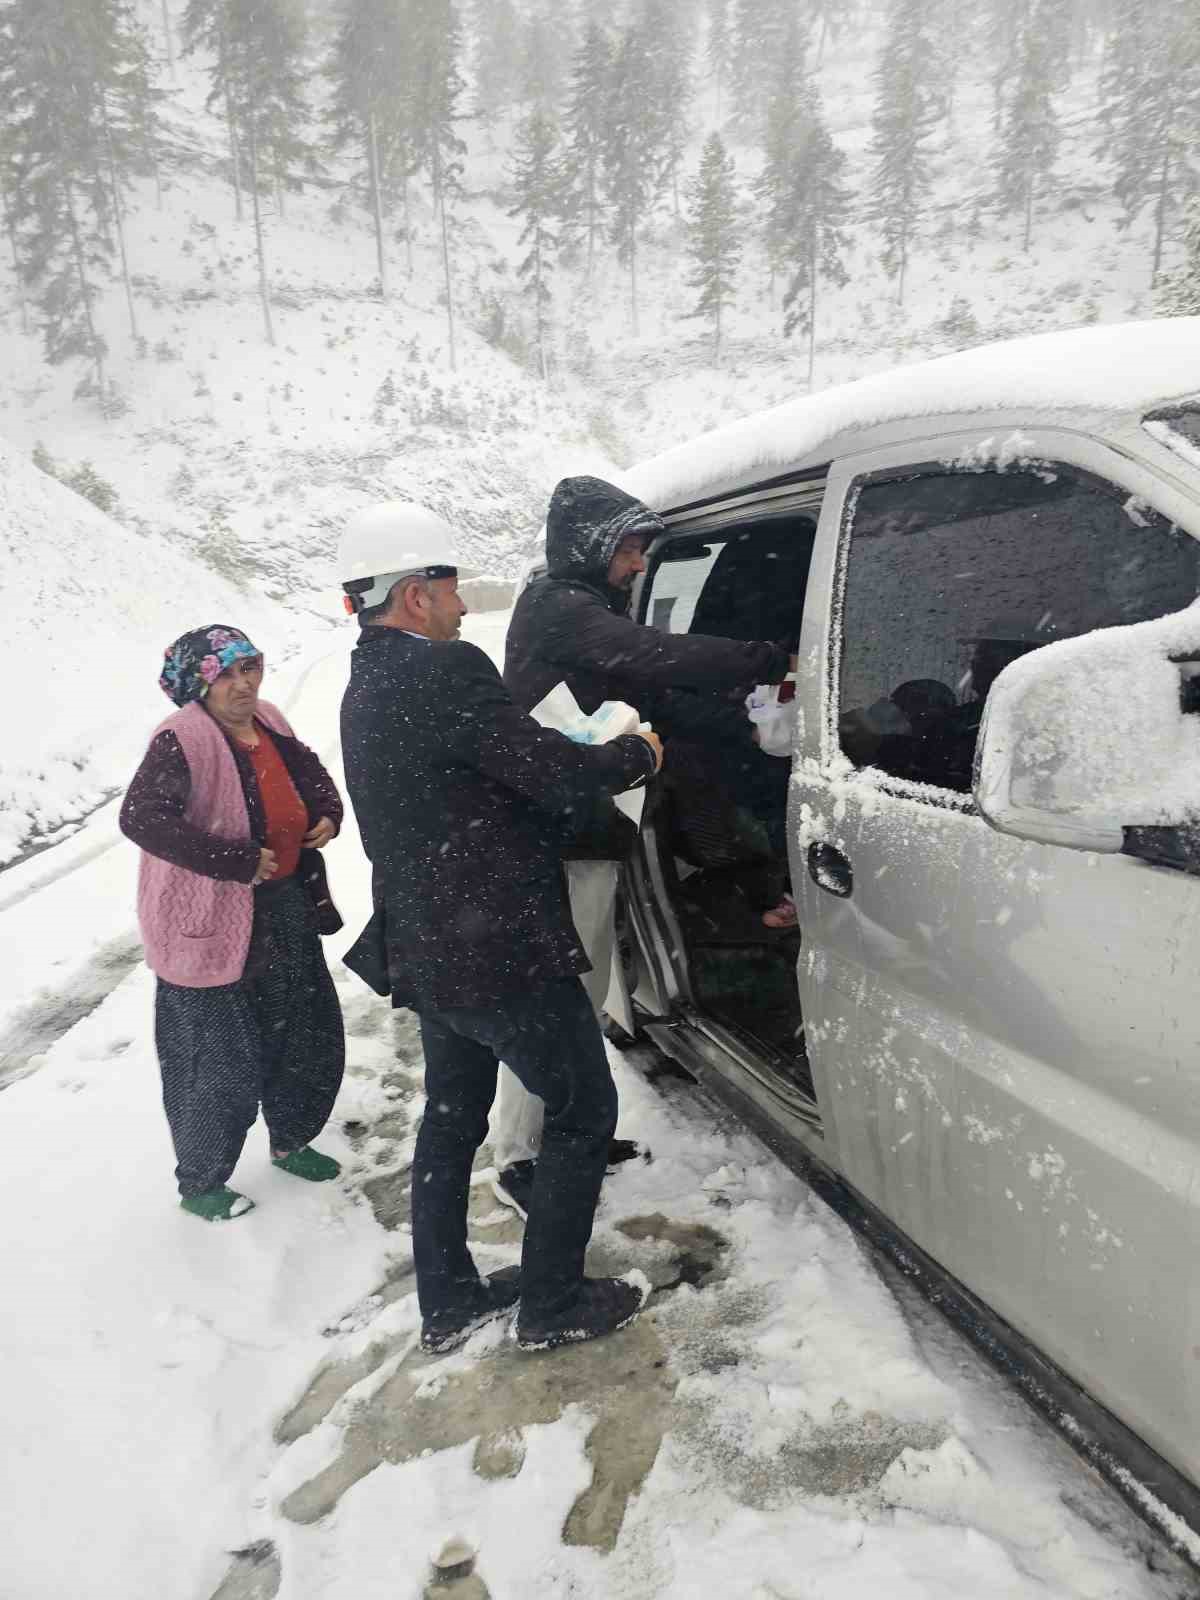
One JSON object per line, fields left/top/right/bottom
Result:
{"left": 2, "top": 619, "right": 1197, "bottom": 1600}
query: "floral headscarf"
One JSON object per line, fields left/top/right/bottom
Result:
{"left": 159, "top": 625, "right": 262, "bottom": 707}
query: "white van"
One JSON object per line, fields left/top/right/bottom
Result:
{"left": 598, "top": 319, "right": 1200, "bottom": 1548}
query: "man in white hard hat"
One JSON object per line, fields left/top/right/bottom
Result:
{"left": 337, "top": 501, "right": 664, "bottom": 1355}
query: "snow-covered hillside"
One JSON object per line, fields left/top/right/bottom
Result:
{"left": 0, "top": 435, "right": 309, "bottom": 865}
{"left": 0, "top": 63, "right": 617, "bottom": 617}
{"left": 0, "top": 2, "right": 1189, "bottom": 628}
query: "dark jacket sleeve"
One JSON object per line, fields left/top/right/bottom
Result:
{"left": 440, "top": 642, "right": 655, "bottom": 811}
{"left": 644, "top": 684, "right": 758, "bottom": 750}
{"left": 540, "top": 585, "right": 789, "bottom": 696}
{"left": 119, "top": 730, "right": 262, "bottom": 883}
{"left": 274, "top": 730, "right": 343, "bottom": 833}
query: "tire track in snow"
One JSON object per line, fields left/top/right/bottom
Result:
{"left": 0, "top": 930, "right": 144, "bottom": 1090}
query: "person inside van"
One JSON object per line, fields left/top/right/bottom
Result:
{"left": 662, "top": 524, "right": 813, "bottom": 927}
{"left": 840, "top": 619, "right": 1059, "bottom": 789}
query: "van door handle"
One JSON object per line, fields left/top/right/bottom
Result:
{"left": 808, "top": 842, "right": 853, "bottom": 897}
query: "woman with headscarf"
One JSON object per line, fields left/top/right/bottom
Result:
{"left": 120, "top": 624, "right": 346, "bottom": 1221}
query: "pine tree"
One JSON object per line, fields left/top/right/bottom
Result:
{"left": 811, "top": 0, "right": 854, "bottom": 66}
{"left": 707, "top": 0, "right": 732, "bottom": 121}
{"left": 994, "top": 0, "right": 1061, "bottom": 251}
{"left": 0, "top": 0, "right": 159, "bottom": 393}
{"left": 684, "top": 131, "right": 740, "bottom": 363}
{"left": 729, "top": 0, "right": 796, "bottom": 139}
{"left": 603, "top": 19, "right": 663, "bottom": 335}
{"left": 227, "top": 0, "right": 311, "bottom": 220}
{"left": 0, "top": 113, "right": 30, "bottom": 333}
{"left": 181, "top": 0, "right": 245, "bottom": 217}
{"left": 508, "top": 109, "right": 568, "bottom": 380}
{"left": 638, "top": 0, "right": 694, "bottom": 217}
{"left": 96, "top": 0, "right": 160, "bottom": 342}
{"left": 1098, "top": 0, "right": 1200, "bottom": 284}
{"left": 758, "top": 25, "right": 849, "bottom": 384}
{"left": 1, "top": 190, "right": 28, "bottom": 334}
{"left": 470, "top": 0, "right": 521, "bottom": 129}
{"left": 1156, "top": 193, "right": 1200, "bottom": 316}
{"left": 409, "top": 0, "right": 466, "bottom": 369}
{"left": 160, "top": 0, "right": 176, "bottom": 78}
{"left": 867, "top": 0, "right": 941, "bottom": 306}
{"left": 781, "top": 104, "right": 850, "bottom": 382}
{"left": 185, "top": 0, "right": 309, "bottom": 250}
{"left": 186, "top": 0, "right": 312, "bottom": 341}
{"left": 520, "top": 0, "right": 572, "bottom": 111}
{"left": 756, "top": 4, "right": 807, "bottom": 287}
{"left": 232, "top": 0, "right": 312, "bottom": 342}
{"left": 326, "top": 0, "right": 411, "bottom": 298}
{"left": 563, "top": 21, "right": 613, "bottom": 277}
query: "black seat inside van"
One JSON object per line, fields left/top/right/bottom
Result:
{"left": 650, "top": 516, "right": 816, "bottom": 1079}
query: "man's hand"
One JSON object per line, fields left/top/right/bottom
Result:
{"left": 252, "top": 847, "right": 279, "bottom": 885}
{"left": 636, "top": 728, "right": 664, "bottom": 773}
{"left": 302, "top": 817, "right": 337, "bottom": 850}
{"left": 787, "top": 654, "right": 798, "bottom": 673}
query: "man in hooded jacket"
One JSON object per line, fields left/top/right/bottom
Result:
{"left": 492, "top": 476, "right": 794, "bottom": 1213}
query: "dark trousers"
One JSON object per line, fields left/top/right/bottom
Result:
{"left": 413, "top": 976, "right": 617, "bottom": 1322}
{"left": 154, "top": 877, "right": 345, "bottom": 1196}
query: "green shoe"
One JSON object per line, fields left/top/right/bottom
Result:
{"left": 272, "top": 1146, "right": 341, "bottom": 1183}
{"left": 180, "top": 1185, "right": 255, "bottom": 1222}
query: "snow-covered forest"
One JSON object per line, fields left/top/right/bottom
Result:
{"left": 0, "top": 0, "right": 1198, "bottom": 853}
{"left": 2, "top": 0, "right": 1199, "bottom": 539}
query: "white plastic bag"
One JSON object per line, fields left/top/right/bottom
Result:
{"left": 745, "top": 681, "right": 797, "bottom": 759}
{"left": 529, "top": 681, "right": 647, "bottom": 824}
{"left": 529, "top": 681, "right": 641, "bottom": 743}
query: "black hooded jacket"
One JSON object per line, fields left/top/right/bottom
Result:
{"left": 504, "top": 475, "right": 790, "bottom": 736}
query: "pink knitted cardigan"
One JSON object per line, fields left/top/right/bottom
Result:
{"left": 136, "top": 698, "right": 294, "bottom": 988}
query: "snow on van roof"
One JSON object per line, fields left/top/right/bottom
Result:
{"left": 624, "top": 318, "right": 1200, "bottom": 511}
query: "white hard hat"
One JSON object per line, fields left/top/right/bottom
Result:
{"left": 337, "top": 500, "right": 475, "bottom": 614}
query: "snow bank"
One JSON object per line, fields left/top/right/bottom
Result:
{"left": 625, "top": 319, "right": 1200, "bottom": 511}
{"left": 0, "top": 435, "right": 315, "bottom": 864}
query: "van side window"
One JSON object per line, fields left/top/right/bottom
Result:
{"left": 837, "top": 463, "right": 1200, "bottom": 793}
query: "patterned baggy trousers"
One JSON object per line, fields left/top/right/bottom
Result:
{"left": 154, "top": 876, "right": 345, "bottom": 1197}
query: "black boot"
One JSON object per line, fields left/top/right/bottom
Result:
{"left": 606, "top": 1137, "right": 648, "bottom": 1169}
{"left": 492, "top": 1160, "right": 536, "bottom": 1220}
{"left": 516, "top": 1274, "right": 648, "bottom": 1351}
{"left": 421, "top": 1265, "right": 522, "bottom": 1354}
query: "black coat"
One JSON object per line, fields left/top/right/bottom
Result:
{"left": 504, "top": 476, "right": 790, "bottom": 728}
{"left": 339, "top": 625, "right": 656, "bottom": 1011}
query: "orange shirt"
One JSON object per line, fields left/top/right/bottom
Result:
{"left": 245, "top": 728, "right": 308, "bottom": 879}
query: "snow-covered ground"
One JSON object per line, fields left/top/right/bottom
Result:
{"left": 2, "top": 619, "right": 1196, "bottom": 1600}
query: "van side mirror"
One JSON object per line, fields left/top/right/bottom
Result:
{"left": 973, "top": 608, "right": 1200, "bottom": 852}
